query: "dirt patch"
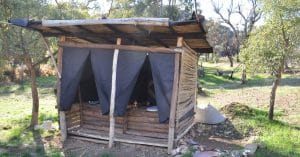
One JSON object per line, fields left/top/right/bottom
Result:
{"left": 63, "top": 138, "right": 168, "bottom": 157}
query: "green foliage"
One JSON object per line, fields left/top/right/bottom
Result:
{"left": 108, "top": 0, "right": 194, "bottom": 20}
{"left": 241, "top": 0, "right": 300, "bottom": 74}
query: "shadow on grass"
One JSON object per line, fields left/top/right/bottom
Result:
{"left": 0, "top": 113, "right": 59, "bottom": 157}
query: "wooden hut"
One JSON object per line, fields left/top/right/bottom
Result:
{"left": 10, "top": 17, "right": 212, "bottom": 153}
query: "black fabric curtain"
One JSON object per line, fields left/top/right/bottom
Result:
{"left": 149, "top": 53, "right": 175, "bottom": 123}
{"left": 60, "top": 47, "right": 90, "bottom": 111}
{"left": 90, "top": 49, "right": 114, "bottom": 114}
{"left": 115, "top": 51, "right": 147, "bottom": 116}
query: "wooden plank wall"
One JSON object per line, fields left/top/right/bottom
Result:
{"left": 65, "top": 104, "right": 81, "bottom": 129}
{"left": 126, "top": 108, "right": 168, "bottom": 139}
{"left": 66, "top": 103, "right": 168, "bottom": 139}
{"left": 81, "top": 104, "right": 124, "bottom": 134}
{"left": 175, "top": 47, "right": 197, "bottom": 136}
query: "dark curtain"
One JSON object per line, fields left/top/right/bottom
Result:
{"left": 90, "top": 49, "right": 114, "bottom": 114}
{"left": 78, "top": 56, "right": 99, "bottom": 102}
{"left": 115, "top": 51, "right": 147, "bottom": 116}
{"left": 60, "top": 47, "right": 90, "bottom": 111}
{"left": 149, "top": 53, "right": 175, "bottom": 122}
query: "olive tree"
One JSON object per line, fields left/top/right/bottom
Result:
{"left": 241, "top": 0, "right": 300, "bottom": 120}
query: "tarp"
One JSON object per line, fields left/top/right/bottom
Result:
{"left": 60, "top": 47, "right": 89, "bottom": 111}
{"left": 60, "top": 48, "right": 175, "bottom": 122}
{"left": 90, "top": 49, "right": 114, "bottom": 114}
{"left": 115, "top": 51, "right": 147, "bottom": 116}
{"left": 149, "top": 53, "right": 175, "bottom": 122}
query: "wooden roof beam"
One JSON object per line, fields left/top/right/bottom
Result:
{"left": 41, "top": 31, "right": 206, "bottom": 40}
{"left": 135, "top": 25, "right": 169, "bottom": 48}
{"left": 76, "top": 25, "right": 115, "bottom": 44}
{"left": 168, "top": 26, "right": 195, "bottom": 50}
{"left": 104, "top": 24, "right": 144, "bottom": 46}
{"left": 50, "top": 27, "right": 97, "bottom": 43}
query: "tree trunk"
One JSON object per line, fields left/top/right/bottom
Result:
{"left": 20, "top": 30, "right": 39, "bottom": 128}
{"left": 241, "top": 67, "right": 247, "bottom": 84}
{"left": 268, "top": 62, "right": 283, "bottom": 120}
{"left": 228, "top": 56, "right": 233, "bottom": 67}
{"left": 24, "top": 55, "right": 39, "bottom": 127}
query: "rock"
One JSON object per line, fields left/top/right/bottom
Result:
{"left": 34, "top": 125, "right": 40, "bottom": 130}
{"left": 244, "top": 143, "right": 258, "bottom": 156}
{"left": 193, "top": 150, "right": 219, "bottom": 157}
{"left": 41, "top": 120, "right": 52, "bottom": 130}
{"left": 171, "top": 148, "right": 180, "bottom": 156}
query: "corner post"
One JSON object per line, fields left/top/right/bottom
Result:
{"left": 108, "top": 38, "right": 122, "bottom": 148}
{"left": 167, "top": 37, "right": 182, "bottom": 154}
{"left": 56, "top": 36, "right": 67, "bottom": 142}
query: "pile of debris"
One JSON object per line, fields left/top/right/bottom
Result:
{"left": 171, "top": 103, "right": 260, "bottom": 157}
{"left": 172, "top": 138, "right": 259, "bottom": 157}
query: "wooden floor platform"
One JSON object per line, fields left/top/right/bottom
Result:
{"left": 68, "top": 127, "right": 168, "bottom": 147}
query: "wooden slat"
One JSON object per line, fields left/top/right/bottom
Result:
{"left": 127, "top": 116, "right": 160, "bottom": 123}
{"left": 127, "top": 123, "right": 168, "bottom": 133}
{"left": 127, "top": 110, "right": 159, "bottom": 118}
{"left": 42, "top": 18, "right": 170, "bottom": 27}
{"left": 59, "top": 42, "right": 180, "bottom": 54}
{"left": 176, "top": 116, "right": 194, "bottom": 135}
{"left": 125, "top": 129, "right": 168, "bottom": 139}
{"left": 68, "top": 127, "right": 168, "bottom": 147}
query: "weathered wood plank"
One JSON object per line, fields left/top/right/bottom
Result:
{"left": 167, "top": 38, "right": 181, "bottom": 154}
{"left": 42, "top": 18, "right": 170, "bottom": 27}
{"left": 125, "top": 129, "right": 168, "bottom": 139}
{"left": 59, "top": 42, "right": 180, "bottom": 54}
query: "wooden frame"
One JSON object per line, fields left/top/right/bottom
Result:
{"left": 56, "top": 35, "right": 198, "bottom": 153}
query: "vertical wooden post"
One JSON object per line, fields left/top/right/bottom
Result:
{"left": 108, "top": 38, "right": 122, "bottom": 148}
{"left": 167, "top": 37, "right": 182, "bottom": 154}
{"left": 57, "top": 36, "right": 67, "bottom": 142}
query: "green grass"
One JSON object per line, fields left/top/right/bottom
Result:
{"left": 197, "top": 61, "right": 300, "bottom": 157}
{"left": 0, "top": 76, "right": 61, "bottom": 157}
{"left": 223, "top": 103, "right": 300, "bottom": 157}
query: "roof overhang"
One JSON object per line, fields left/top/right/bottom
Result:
{"left": 9, "top": 17, "right": 213, "bottom": 53}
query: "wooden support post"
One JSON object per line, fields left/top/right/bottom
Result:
{"left": 41, "top": 35, "right": 61, "bottom": 78}
{"left": 108, "top": 38, "right": 122, "bottom": 148}
{"left": 167, "top": 37, "right": 182, "bottom": 154}
{"left": 60, "top": 111, "right": 67, "bottom": 141}
{"left": 57, "top": 36, "right": 67, "bottom": 142}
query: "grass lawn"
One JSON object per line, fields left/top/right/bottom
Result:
{"left": 0, "top": 76, "right": 61, "bottom": 157}
{"left": 198, "top": 61, "right": 300, "bottom": 157}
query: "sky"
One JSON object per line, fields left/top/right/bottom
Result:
{"left": 200, "top": 0, "right": 263, "bottom": 27}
